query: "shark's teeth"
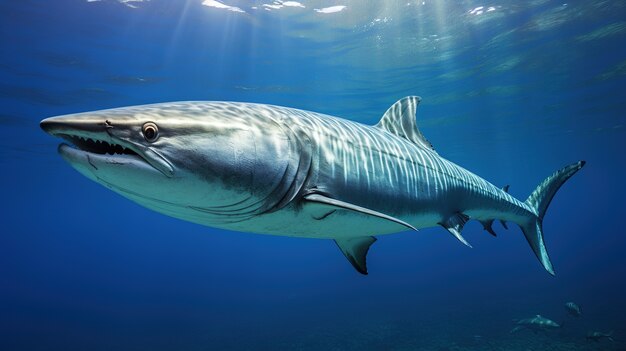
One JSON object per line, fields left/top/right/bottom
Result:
{"left": 60, "top": 134, "right": 137, "bottom": 156}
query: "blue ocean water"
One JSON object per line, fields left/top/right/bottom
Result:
{"left": 1, "top": 0, "right": 625, "bottom": 350}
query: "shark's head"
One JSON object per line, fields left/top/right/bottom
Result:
{"left": 41, "top": 102, "right": 306, "bottom": 226}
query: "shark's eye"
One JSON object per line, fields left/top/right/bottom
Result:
{"left": 142, "top": 122, "right": 159, "bottom": 142}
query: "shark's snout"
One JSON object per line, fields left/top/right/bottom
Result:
{"left": 40, "top": 115, "right": 134, "bottom": 156}
{"left": 39, "top": 118, "right": 53, "bottom": 133}
{"left": 40, "top": 115, "right": 108, "bottom": 136}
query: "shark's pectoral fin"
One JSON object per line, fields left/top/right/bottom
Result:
{"left": 439, "top": 212, "right": 472, "bottom": 248}
{"left": 302, "top": 193, "right": 418, "bottom": 232}
{"left": 334, "top": 236, "right": 377, "bottom": 275}
{"left": 303, "top": 194, "right": 414, "bottom": 275}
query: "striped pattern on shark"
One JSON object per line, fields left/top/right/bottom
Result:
{"left": 40, "top": 96, "right": 585, "bottom": 275}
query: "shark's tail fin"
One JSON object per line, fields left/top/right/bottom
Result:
{"left": 519, "top": 161, "right": 586, "bottom": 275}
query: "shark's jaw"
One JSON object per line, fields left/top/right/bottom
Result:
{"left": 56, "top": 133, "right": 138, "bottom": 157}
{"left": 40, "top": 116, "right": 174, "bottom": 177}
{"left": 55, "top": 141, "right": 153, "bottom": 176}
{"left": 40, "top": 114, "right": 187, "bottom": 221}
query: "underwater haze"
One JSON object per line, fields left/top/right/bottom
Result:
{"left": 1, "top": 0, "right": 625, "bottom": 350}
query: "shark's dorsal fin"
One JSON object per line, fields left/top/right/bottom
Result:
{"left": 376, "top": 96, "right": 437, "bottom": 154}
{"left": 303, "top": 193, "right": 418, "bottom": 232}
{"left": 334, "top": 237, "right": 377, "bottom": 275}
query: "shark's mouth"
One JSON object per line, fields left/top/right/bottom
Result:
{"left": 58, "top": 134, "right": 138, "bottom": 156}
{"left": 41, "top": 116, "right": 175, "bottom": 177}
{"left": 55, "top": 133, "right": 174, "bottom": 177}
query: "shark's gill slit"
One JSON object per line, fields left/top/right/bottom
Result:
{"left": 61, "top": 135, "right": 137, "bottom": 156}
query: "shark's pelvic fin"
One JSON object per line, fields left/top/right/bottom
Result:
{"left": 439, "top": 212, "right": 472, "bottom": 248}
{"left": 375, "top": 96, "right": 437, "bottom": 154}
{"left": 479, "top": 184, "right": 512, "bottom": 235}
{"left": 334, "top": 236, "right": 377, "bottom": 275}
{"left": 303, "top": 193, "right": 418, "bottom": 232}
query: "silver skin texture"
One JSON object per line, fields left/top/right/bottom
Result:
{"left": 510, "top": 315, "right": 561, "bottom": 333}
{"left": 565, "top": 301, "right": 582, "bottom": 317}
{"left": 586, "top": 331, "right": 614, "bottom": 342}
{"left": 40, "top": 96, "right": 584, "bottom": 274}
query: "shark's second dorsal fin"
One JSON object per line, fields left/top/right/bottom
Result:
{"left": 375, "top": 96, "right": 437, "bottom": 154}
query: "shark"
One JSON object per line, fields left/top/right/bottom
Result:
{"left": 565, "top": 301, "right": 582, "bottom": 317}
{"left": 510, "top": 315, "right": 561, "bottom": 334}
{"left": 586, "top": 331, "right": 614, "bottom": 342}
{"left": 40, "top": 96, "right": 585, "bottom": 274}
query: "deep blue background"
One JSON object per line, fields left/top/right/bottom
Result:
{"left": 1, "top": 1, "right": 625, "bottom": 350}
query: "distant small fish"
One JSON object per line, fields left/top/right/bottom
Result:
{"left": 586, "top": 330, "right": 614, "bottom": 342}
{"left": 510, "top": 315, "right": 561, "bottom": 333}
{"left": 565, "top": 301, "right": 582, "bottom": 317}
{"left": 36, "top": 52, "right": 92, "bottom": 70}
{"left": 105, "top": 75, "right": 163, "bottom": 85}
